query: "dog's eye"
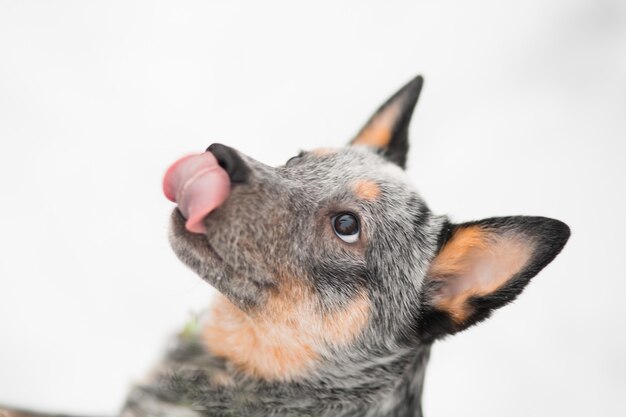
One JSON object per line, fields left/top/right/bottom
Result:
{"left": 332, "top": 213, "right": 360, "bottom": 243}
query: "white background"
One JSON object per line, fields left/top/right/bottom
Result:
{"left": 1, "top": 1, "right": 625, "bottom": 416}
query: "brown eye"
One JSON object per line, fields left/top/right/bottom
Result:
{"left": 332, "top": 213, "right": 360, "bottom": 243}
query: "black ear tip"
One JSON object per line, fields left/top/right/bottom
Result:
{"left": 405, "top": 75, "right": 424, "bottom": 98}
{"left": 553, "top": 218, "right": 571, "bottom": 242}
{"left": 538, "top": 217, "right": 571, "bottom": 247}
{"left": 521, "top": 216, "right": 571, "bottom": 269}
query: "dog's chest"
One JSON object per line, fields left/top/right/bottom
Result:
{"left": 121, "top": 330, "right": 427, "bottom": 417}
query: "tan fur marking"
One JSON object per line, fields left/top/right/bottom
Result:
{"left": 352, "top": 101, "right": 402, "bottom": 148}
{"left": 322, "top": 292, "right": 370, "bottom": 345}
{"left": 429, "top": 226, "right": 532, "bottom": 323}
{"left": 203, "top": 279, "right": 370, "bottom": 381}
{"left": 353, "top": 180, "right": 381, "bottom": 201}
{"left": 2, "top": 411, "right": 30, "bottom": 417}
{"left": 311, "top": 147, "right": 338, "bottom": 157}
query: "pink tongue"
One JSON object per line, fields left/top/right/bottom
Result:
{"left": 163, "top": 152, "right": 231, "bottom": 234}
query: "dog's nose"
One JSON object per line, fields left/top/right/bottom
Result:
{"left": 206, "top": 143, "right": 249, "bottom": 184}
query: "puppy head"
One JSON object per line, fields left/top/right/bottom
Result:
{"left": 165, "top": 76, "right": 570, "bottom": 380}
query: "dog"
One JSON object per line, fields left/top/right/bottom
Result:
{"left": 3, "top": 75, "right": 570, "bottom": 417}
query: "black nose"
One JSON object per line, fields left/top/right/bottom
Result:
{"left": 206, "top": 143, "right": 249, "bottom": 183}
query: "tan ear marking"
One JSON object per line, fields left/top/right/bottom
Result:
{"left": 353, "top": 180, "right": 381, "bottom": 201}
{"left": 351, "top": 101, "right": 402, "bottom": 149}
{"left": 429, "top": 226, "right": 533, "bottom": 323}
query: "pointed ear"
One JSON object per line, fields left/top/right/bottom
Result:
{"left": 350, "top": 75, "right": 424, "bottom": 168}
{"left": 418, "top": 216, "right": 570, "bottom": 342}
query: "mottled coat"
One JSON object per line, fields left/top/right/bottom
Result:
{"left": 3, "top": 76, "right": 570, "bottom": 417}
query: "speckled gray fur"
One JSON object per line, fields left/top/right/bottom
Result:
{"left": 115, "top": 76, "right": 569, "bottom": 417}
{"left": 125, "top": 145, "right": 440, "bottom": 416}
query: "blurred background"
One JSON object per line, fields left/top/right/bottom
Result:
{"left": 1, "top": 1, "right": 625, "bottom": 416}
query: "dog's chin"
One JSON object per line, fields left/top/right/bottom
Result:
{"left": 168, "top": 209, "right": 273, "bottom": 309}
{"left": 168, "top": 209, "right": 226, "bottom": 279}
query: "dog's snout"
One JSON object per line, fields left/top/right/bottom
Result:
{"left": 206, "top": 143, "right": 249, "bottom": 183}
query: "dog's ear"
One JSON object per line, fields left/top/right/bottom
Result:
{"left": 350, "top": 75, "right": 424, "bottom": 168}
{"left": 418, "top": 216, "right": 570, "bottom": 342}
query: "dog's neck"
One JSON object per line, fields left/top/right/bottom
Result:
{"left": 370, "top": 347, "right": 430, "bottom": 417}
{"left": 123, "top": 328, "right": 431, "bottom": 417}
